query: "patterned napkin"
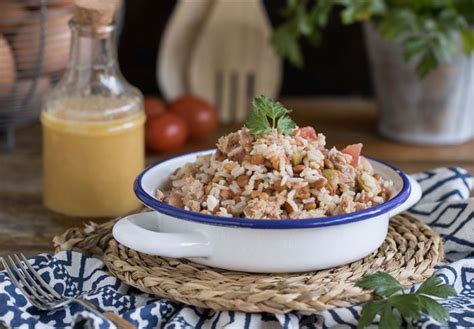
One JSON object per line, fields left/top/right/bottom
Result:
{"left": 0, "top": 167, "right": 472, "bottom": 329}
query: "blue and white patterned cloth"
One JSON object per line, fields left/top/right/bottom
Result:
{"left": 0, "top": 167, "right": 473, "bottom": 328}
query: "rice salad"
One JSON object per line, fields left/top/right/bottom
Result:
{"left": 156, "top": 96, "right": 393, "bottom": 220}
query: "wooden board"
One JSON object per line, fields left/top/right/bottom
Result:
{"left": 157, "top": 0, "right": 213, "bottom": 101}
{"left": 188, "top": 0, "right": 281, "bottom": 123}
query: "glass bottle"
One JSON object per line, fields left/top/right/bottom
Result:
{"left": 41, "top": 1, "right": 144, "bottom": 218}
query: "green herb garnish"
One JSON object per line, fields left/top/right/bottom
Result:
{"left": 356, "top": 272, "right": 456, "bottom": 328}
{"left": 245, "top": 96, "right": 297, "bottom": 135}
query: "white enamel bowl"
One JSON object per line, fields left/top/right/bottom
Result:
{"left": 113, "top": 149, "right": 421, "bottom": 273}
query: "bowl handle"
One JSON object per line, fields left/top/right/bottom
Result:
{"left": 388, "top": 176, "right": 422, "bottom": 217}
{"left": 112, "top": 212, "right": 211, "bottom": 258}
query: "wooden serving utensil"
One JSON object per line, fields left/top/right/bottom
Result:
{"left": 157, "top": 0, "right": 213, "bottom": 101}
{"left": 188, "top": 0, "right": 282, "bottom": 124}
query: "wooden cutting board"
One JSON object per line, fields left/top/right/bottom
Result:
{"left": 187, "top": 0, "right": 282, "bottom": 123}
{"left": 157, "top": 0, "right": 213, "bottom": 101}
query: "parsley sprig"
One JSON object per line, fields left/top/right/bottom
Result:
{"left": 356, "top": 272, "right": 456, "bottom": 328}
{"left": 245, "top": 96, "right": 297, "bottom": 135}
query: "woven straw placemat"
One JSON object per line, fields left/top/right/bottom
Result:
{"left": 54, "top": 213, "right": 444, "bottom": 314}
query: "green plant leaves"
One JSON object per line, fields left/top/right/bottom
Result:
{"left": 379, "top": 304, "right": 401, "bottom": 329}
{"left": 461, "top": 28, "right": 474, "bottom": 53}
{"left": 416, "top": 50, "right": 438, "bottom": 78}
{"left": 376, "top": 9, "right": 416, "bottom": 40}
{"left": 402, "top": 36, "right": 429, "bottom": 61}
{"left": 271, "top": 24, "right": 304, "bottom": 68}
{"left": 271, "top": 0, "right": 335, "bottom": 67}
{"left": 356, "top": 272, "right": 456, "bottom": 328}
{"left": 245, "top": 109, "right": 271, "bottom": 136}
{"left": 245, "top": 96, "right": 297, "bottom": 135}
{"left": 418, "top": 295, "right": 450, "bottom": 325}
{"left": 357, "top": 300, "right": 386, "bottom": 329}
{"left": 416, "top": 275, "right": 457, "bottom": 298}
{"left": 271, "top": 0, "right": 474, "bottom": 78}
{"left": 310, "top": 0, "right": 333, "bottom": 27}
{"left": 388, "top": 294, "right": 422, "bottom": 320}
{"left": 357, "top": 272, "right": 403, "bottom": 297}
{"left": 276, "top": 115, "right": 297, "bottom": 134}
{"left": 338, "top": 0, "right": 385, "bottom": 24}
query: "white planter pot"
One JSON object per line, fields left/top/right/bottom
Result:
{"left": 364, "top": 23, "right": 474, "bottom": 145}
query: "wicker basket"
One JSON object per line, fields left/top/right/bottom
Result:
{"left": 0, "top": 0, "right": 74, "bottom": 150}
{"left": 0, "top": 0, "right": 124, "bottom": 150}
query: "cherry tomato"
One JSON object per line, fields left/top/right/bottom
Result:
{"left": 169, "top": 96, "right": 218, "bottom": 140}
{"left": 144, "top": 97, "right": 166, "bottom": 120}
{"left": 297, "top": 126, "right": 317, "bottom": 140}
{"left": 145, "top": 113, "right": 188, "bottom": 153}
{"left": 341, "top": 143, "right": 363, "bottom": 167}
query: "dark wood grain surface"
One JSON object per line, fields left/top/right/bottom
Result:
{"left": 1, "top": 98, "right": 473, "bottom": 257}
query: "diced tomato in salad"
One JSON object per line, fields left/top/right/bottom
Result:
{"left": 296, "top": 126, "right": 317, "bottom": 140}
{"left": 341, "top": 143, "right": 363, "bottom": 167}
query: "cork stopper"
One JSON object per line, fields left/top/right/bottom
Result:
{"left": 74, "top": 0, "right": 115, "bottom": 29}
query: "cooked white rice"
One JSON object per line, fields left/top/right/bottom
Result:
{"left": 156, "top": 126, "right": 393, "bottom": 219}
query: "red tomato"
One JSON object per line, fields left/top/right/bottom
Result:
{"left": 145, "top": 113, "right": 188, "bottom": 153}
{"left": 341, "top": 143, "right": 363, "bottom": 167}
{"left": 144, "top": 97, "right": 166, "bottom": 120}
{"left": 169, "top": 96, "right": 218, "bottom": 140}
{"left": 297, "top": 126, "right": 317, "bottom": 140}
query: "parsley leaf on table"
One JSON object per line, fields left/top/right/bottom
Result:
{"left": 388, "top": 294, "right": 422, "bottom": 320}
{"left": 416, "top": 275, "right": 457, "bottom": 298}
{"left": 379, "top": 304, "right": 401, "bottom": 329}
{"left": 358, "top": 300, "right": 386, "bottom": 328}
{"left": 356, "top": 272, "right": 456, "bottom": 329}
{"left": 418, "top": 295, "right": 450, "bottom": 325}
{"left": 245, "top": 96, "right": 297, "bottom": 136}
{"left": 357, "top": 271, "right": 403, "bottom": 297}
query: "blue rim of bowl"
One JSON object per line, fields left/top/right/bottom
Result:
{"left": 134, "top": 149, "right": 411, "bottom": 229}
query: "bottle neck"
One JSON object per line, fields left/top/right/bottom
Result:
{"left": 67, "top": 20, "right": 118, "bottom": 72}
{"left": 44, "top": 18, "right": 144, "bottom": 122}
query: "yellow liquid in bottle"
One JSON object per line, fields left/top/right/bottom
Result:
{"left": 41, "top": 97, "right": 145, "bottom": 218}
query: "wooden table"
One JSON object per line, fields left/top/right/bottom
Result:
{"left": 1, "top": 98, "right": 473, "bottom": 257}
